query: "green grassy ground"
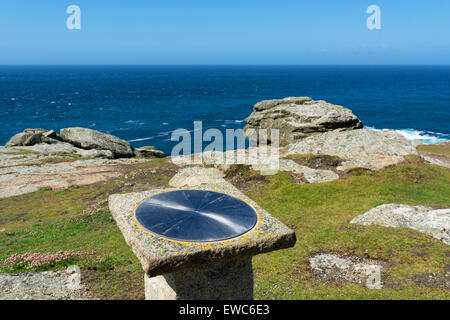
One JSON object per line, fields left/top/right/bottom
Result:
{"left": 0, "top": 155, "right": 449, "bottom": 300}
{"left": 247, "top": 156, "right": 450, "bottom": 299}
{"left": 418, "top": 142, "right": 450, "bottom": 157}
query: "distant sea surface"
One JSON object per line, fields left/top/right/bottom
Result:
{"left": 0, "top": 65, "right": 449, "bottom": 154}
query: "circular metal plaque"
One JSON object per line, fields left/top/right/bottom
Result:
{"left": 135, "top": 190, "right": 258, "bottom": 242}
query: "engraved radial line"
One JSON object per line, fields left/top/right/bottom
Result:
{"left": 146, "top": 213, "right": 192, "bottom": 231}
{"left": 195, "top": 211, "right": 248, "bottom": 233}
{"left": 194, "top": 191, "right": 214, "bottom": 211}
{"left": 181, "top": 190, "right": 195, "bottom": 208}
{"left": 161, "top": 215, "right": 194, "bottom": 236}
{"left": 144, "top": 199, "right": 194, "bottom": 212}
{"left": 137, "top": 204, "right": 193, "bottom": 229}
{"left": 196, "top": 194, "right": 227, "bottom": 211}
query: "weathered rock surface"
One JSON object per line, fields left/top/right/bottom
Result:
{"left": 309, "top": 254, "right": 383, "bottom": 289}
{"left": 0, "top": 157, "right": 146, "bottom": 199}
{"left": 5, "top": 128, "right": 63, "bottom": 147}
{"left": 244, "top": 97, "right": 362, "bottom": 144}
{"left": 252, "top": 159, "right": 339, "bottom": 184}
{"left": 1, "top": 135, "right": 155, "bottom": 199}
{"left": 170, "top": 147, "right": 338, "bottom": 183}
{"left": 422, "top": 155, "right": 450, "bottom": 169}
{"left": 134, "top": 146, "right": 166, "bottom": 158}
{"left": 279, "top": 159, "right": 339, "bottom": 184}
{"left": 0, "top": 265, "right": 93, "bottom": 300}
{"left": 14, "top": 143, "right": 114, "bottom": 159}
{"left": 418, "top": 142, "right": 450, "bottom": 169}
{"left": 351, "top": 204, "right": 450, "bottom": 245}
{"left": 6, "top": 132, "right": 43, "bottom": 147}
{"left": 287, "top": 129, "right": 419, "bottom": 171}
{"left": 5, "top": 127, "right": 139, "bottom": 159}
{"left": 42, "top": 129, "right": 61, "bottom": 141}
{"left": 60, "top": 127, "right": 134, "bottom": 158}
{"left": 168, "top": 167, "right": 225, "bottom": 187}
{"left": 171, "top": 146, "right": 282, "bottom": 174}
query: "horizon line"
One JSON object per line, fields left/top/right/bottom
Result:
{"left": 0, "top": 63, "right": 449, "bottom": 66}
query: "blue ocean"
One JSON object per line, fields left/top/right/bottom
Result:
{"left": 0, "top": 65, "right": 449, "bottom": 154}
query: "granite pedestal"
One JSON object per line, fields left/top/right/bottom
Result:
{"left": 108, "top": 182, "right": 296, "bottom": 300}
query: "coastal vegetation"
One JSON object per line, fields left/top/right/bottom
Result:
{"left": 1, "top": 151, "right": 449, "bottom": 299}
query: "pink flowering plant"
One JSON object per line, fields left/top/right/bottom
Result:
{"left": 2, "top": 251, "right": 115, "bottom": 272}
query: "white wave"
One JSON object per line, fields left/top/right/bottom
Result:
{"left": 128, "top": 136, "right": 155, "bottom": 142}
{"left": 216, "top": 119, "right": 246, "bottom": 124}
{"left": 366, "top": 126, "right": 449, "bottom": 144}
{"left": 129, "top": 131, "right": 171, "bottom": 143}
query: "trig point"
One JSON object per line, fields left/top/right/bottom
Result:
{"left": 109, "top": 183, "right": 296, "bottom": 300}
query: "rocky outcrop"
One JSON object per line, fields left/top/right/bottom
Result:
{"left": 351, "top": 204, "right": 450, "bottom": 245}
{"left": 287, "top": 129, "right": 419, "bottom": 171}
{"left": 0, "top": 127, "right": 169, "bottom": 198}
{"left": 60, "top": 127, "right": 134, "bottom": 158}
{"left": 13, "top": 142, "right": 114, "bottom": 159}
{"left": 170, "top": 147, "right": 338, "bottom": 184}
{"left": 279, "top": 159, "right": 339, "bottom": 184}
{"left": 422, "top": 155, "right": 450, "bottom": 169}
{"left": 42, "top": 130, "right": 62, "bottom": 141}
{"left": 134, "top": 146, "right": 166, "bottom": 158}
{"left": 252, "top": 159, "right": 339, "bottom": 184}
{"left": 169, "top": 167, "right": 225, "bottom": 187}
{"left": 6, "top": 129, "right": 63, "bottom": 147}
{"left": 309, "top": 254, "right": 383, "bottom": 289}
{"left": 418, "top": 141, "right": 450, "bottom": 169}
{"left": 244, "top": 97, "right": 362, "bottom": 145}
{"left": 0, "top": 265, "right": 93, "bottom": 300}
{"left": 5, "top": 128, "right": 166, "bottom": 159}
{"left": 0, "top": 157, "right": 146, "bottom": 198}
{"left": 6, "top": 132, "right": 43, "bottom": 147}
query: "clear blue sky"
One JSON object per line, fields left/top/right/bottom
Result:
{"left": 0, "top": 0, "right": 449, "bottom": 64}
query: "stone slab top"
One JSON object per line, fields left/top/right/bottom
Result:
{"left": 109, "top": 181, "right": 296, "bottom": 277}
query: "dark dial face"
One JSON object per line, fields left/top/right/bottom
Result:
{"left": 135, "top": 190, "right": 258, "bottom": 242}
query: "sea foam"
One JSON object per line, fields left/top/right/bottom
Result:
{"left": 366, "top": 127, "right": 449, "bottom": 144}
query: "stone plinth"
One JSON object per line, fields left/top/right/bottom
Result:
{"left": 109, "top": 181, "right": 296, "bottom": 300}
{"left": 145, "top": 257, "right": 253, "bottom": 300}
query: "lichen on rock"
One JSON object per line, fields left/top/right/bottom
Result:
{"left": 351, "top": 204, "right": 450, "bottom": 245}
{"left": 244, "top": 96, "right": 363, "bottom": 145}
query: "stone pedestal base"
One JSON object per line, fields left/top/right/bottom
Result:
{"left": 144, "top": 257, "right": 253, "bottom": 300}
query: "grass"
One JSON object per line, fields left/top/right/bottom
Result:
{"left": 0, "top": 210, "right": 144, "bottom": 299}
{"left": 285, "top": 154, "right": 343, "bottom": 169}
{"left": 38, "top": 157, "right": 89, "bottom": 164}
{"left": 0, "top": 155, "right": 449, "bottom": 300}
{"left": 0, "top": 158, "right": 176, "bottom": 299}
{"left": 0, "top": 150, "right": 40, "bottom": 156}
{"left": 245, "top": 155, "right": 450, "bottom": 299}
{"left": 418, "top": 142, "right": 450, "bottom": 157}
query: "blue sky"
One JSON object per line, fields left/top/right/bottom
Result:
{"left": 0, "top": 0, "right": 449, "bottom": 64}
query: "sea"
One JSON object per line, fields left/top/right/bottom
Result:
{"left": 0, "top": 65, "right": 449, "bottom": 154}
